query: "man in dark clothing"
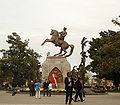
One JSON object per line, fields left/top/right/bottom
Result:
{"left": 65, "top": 72, "right": 74, "bottom": 105}
{"left": 29, "top": 80, "right": 35, "bottom": 96}
{"left": 74, "top": 77, "right": 84, "bottom": 102}
{"left": 12, "top": 81, "right": 17, "bottom": 96}
{"left": 43, "top": 79, "right": 49, "bottom": 96}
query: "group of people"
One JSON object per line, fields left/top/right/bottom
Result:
{"left": 30, "top": 72, "right": 85, "bottom": 104}
{"left": 12, "top": 71, "right": 85, "bottom": 105}
{"left": 65, "top": 72, "right": 85, "bottom": 105}
{"left": 29, "top": 79, "right": 52, "bottom": 99}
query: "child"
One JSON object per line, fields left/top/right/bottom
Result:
{"left": 48, "top": 81, "right": 52, "bottom": 96}
{"left": 35, "top": 80, "right": 41, "bottom": 99}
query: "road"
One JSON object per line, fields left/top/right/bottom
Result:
{"left": 0, "top": 91, "right": 120, "bottom": 105}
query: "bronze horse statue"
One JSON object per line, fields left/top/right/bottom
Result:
{"left": 41, "top": 29, "right": 74, "bottom": 57}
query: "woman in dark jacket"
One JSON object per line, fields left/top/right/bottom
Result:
{"left": 74, "top": 77, "right": 84, "bottom": 102}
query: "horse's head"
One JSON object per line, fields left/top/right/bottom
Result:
{"left": 50, "top": 29, "right": 55, "bottom": 35}
{"left": 50, "top": 29, "right": 59, "bottom": 37}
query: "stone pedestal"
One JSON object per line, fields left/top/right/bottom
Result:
{"left": 42, "top": 56, "right": 71, "bottom": 88}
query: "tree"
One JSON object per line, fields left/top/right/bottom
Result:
{"left": 0, "top": 32, "right": 41, "bottom": 86}
{"left": 78, "top": 37, "right": 88, "bottom": 82}
{"left": 112, "top": 16, "right": 120, "bottom": 26}
{"left": 0, "top": 58, "right": 5, "bottom": 86}
{"left": 71, "top": 66, "right": 78, "bottom": 79}
{"left": 88, "top": 30, "right": 120, "bottom": 90}
{"left": 71, "top": 37, "right": 88, "bottom": 82}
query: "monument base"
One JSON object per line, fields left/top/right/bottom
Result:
{"left": 42, "top": 56, "right": 71, "bottom": 88}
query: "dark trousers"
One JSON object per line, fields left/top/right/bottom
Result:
{"left": 12, "top": 87, "right": 16, "bottom": 96}
{"left": 43, "top": 88, "right": 48, "bottom": 96}
{"left": 49, "top": 90, "right": 52, "bottom": 96}
{"left": 66, "top": 86, "right": 73, "bottom": 104}
{"left": 30, "top": 89, "right": 35, "bottom": 96}
{"left": 75, "top": 90, "right": 83, "bottom": 101}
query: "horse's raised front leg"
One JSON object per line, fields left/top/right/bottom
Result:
{"left": 54, "top": 48, "right": 62, "bottom": 56}
{"left": 41, "top": 39, "right": 53, "bottom": 46}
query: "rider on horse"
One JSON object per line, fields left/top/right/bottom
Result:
{"left": 55, "top": 27, "right": 67, "bottom": 46}
{"left": 59, "top": 27, "right": 67, "bottom": 40}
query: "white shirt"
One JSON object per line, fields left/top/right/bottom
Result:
{"left": 48, "top": 83, "right": 52, "bottom": 90}
{"left": 68, "top": 77, "right": 72, "bottom": 86}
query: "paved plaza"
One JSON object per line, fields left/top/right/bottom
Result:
{"left": 0, "top": 91, "right": 120, "bottom": 105}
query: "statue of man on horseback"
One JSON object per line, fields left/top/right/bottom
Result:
{"left": 58, "top": 27, "right": 67, "bottom": 40}
{"left": 41, "top": 27, "right": 74, "bottom": 57}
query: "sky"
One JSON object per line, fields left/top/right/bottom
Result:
{"left": 0, "top": 0, "right": 120, "bottom": 68}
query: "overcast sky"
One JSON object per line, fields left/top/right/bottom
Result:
{"left": 0, "top": 0, "right": 120, "bottom": 68}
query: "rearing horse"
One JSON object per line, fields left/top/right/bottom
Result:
{"left": 41, "top": 29, "right": 74, "bottom": 57}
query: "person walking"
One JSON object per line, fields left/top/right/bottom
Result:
{"left": 35, "top": 80, "right": 41, "bottom": 99}
{"left": 48, "top": 81, "right": 52, "bottom": 96}
{"left": 74, "top": 77, "right": 84, "bottom": 102}
{"left": 29, "top": 80, "right": 35, "bottom": 96}
{"left": 65, "top": 72, "right": 74, "bottom": 105}
{"left": 43, "top": 79, "right": 49, "bottom": 96}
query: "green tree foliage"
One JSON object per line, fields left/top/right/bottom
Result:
{"left": 71, "top": 66, "right": 78, "bottom": 79}
{"left": 0, "top": 32, "right": 41, "bottom": 86}
{"left": 78, "top": 37, "right": 88, "bottom": 81}
{"left": 0, "top": 59, "right": 4, "bottom": 86}
{"left": 71, "top": 37, "right": 88, "bottom": 83}
{"left": 88, "top": 30, "right": 120, "bottom": 90}
{"left": 112, "top": 16, "right": 120, "bottom": 26}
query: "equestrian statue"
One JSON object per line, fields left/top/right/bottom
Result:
{"left": 41, "top": 27, "right": 74, "bottom": 57}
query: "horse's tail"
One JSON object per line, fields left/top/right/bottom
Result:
{"left": 65, "top": 44, "right": 74, "bottom": 57}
